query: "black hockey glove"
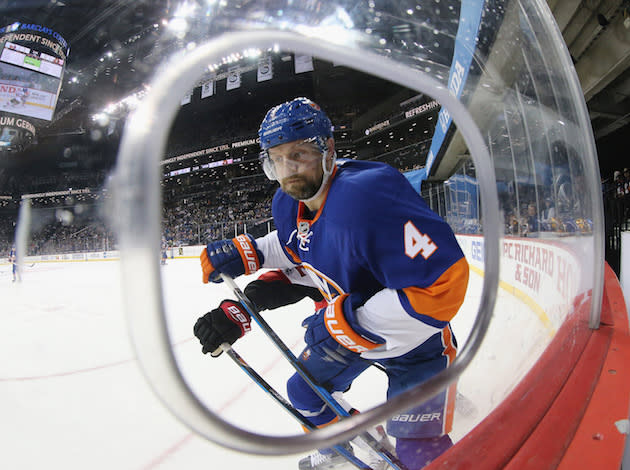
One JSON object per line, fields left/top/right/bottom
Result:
{"left": 244, "top": 277, "right": 324, "bottom": 311}
{"left": 193, "top": 300, "right": 252, "bottom": 357}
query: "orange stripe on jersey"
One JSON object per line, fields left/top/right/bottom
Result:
{"left": 284, "top": 245, "right": 302, "bottom": 264}
{"left": 402, "top": 257, "right": 469, "bottom": 322}
{"left": 324, "top": 294, "right": 384, "bottom": 353}
{"left": 442, "top": 325, "right": 457, "bottom": 434}
{"left": 444, "top": 382, "right": 457, "bottom": 434}
{"left": 441, "top": 325, "right": 457, "bottom": 366}
{"left": 301, "top": 263, "right": 345, "bottom": 302}
{"left": 232, "top": 235, "right": 261, "bottom": 275}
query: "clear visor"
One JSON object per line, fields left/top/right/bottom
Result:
{"left": 259, "top": 136, "right": 327, "bottom": 181}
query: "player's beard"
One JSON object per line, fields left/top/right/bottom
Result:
{"left": 280, "top": 172, "right": 323, "bottom": 201}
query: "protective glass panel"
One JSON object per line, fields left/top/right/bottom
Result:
{"left": 1, "top": 1, "right": 602, "bottom": 469}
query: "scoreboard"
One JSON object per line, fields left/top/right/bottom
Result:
{"left": 1, "top": 41, "right": 64, "bottom": 78}
{"left": 0, "top": 23, "right": 67, "bottom": 122}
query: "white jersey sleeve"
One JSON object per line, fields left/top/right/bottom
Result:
{"left": 355, "top": 288, "right": 442, "bottom": 360}
{"left": 256, "top": 230, "right": 296, "bottom": 270}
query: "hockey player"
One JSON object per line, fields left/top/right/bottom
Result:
{"left": 160, "top": 237, "right": 168, "bottom": 265}
{"left": 9, "top": 244, "right": 19, "bottom": 282}
{"left": 193, "top": 97, "right": 469, "bottom": 470}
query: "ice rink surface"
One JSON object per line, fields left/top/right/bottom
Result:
{"left": 1, "top": 258, "right": 551, "bottom": 469}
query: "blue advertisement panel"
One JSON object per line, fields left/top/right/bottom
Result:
{"left": 425, "top": 0, "right": 486, "bottom": 175}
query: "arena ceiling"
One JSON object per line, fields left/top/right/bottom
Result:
{"left": 1, "top": 0, "right": 171, "bottom": 128}
{"left": 540, "top": 0, "right": 630, "bottom": 176}
{"left": 0, "top": 0, "right": 629, "bottom": 174}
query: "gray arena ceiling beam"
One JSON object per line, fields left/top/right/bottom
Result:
{"left": 575, "top": 8, "right": 630, "bottom": 102}
{"left": 546, "top": 0, "right": 583, "bottom": 34}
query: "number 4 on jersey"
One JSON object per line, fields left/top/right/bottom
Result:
{"left": 404, "top": 221, "right": 438, "bottom": 260}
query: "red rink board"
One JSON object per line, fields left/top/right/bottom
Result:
{"left": 427, "top": 262, "right": 630, "bottom": 470}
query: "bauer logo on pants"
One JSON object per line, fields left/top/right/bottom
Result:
{"left": 391, "top": 412, "right": 442, "bottom": 422}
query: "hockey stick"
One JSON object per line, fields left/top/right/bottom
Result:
{"left": 221, "top": 343, "right": 373, "bottom": 470}
{"left": 221, "top": 274, "right": 407, "bottom": 470}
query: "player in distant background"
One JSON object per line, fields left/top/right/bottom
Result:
{"left": 160, "top": 237, "right": 168, "bottom": 265}
{"left": 193, "top": 97, "right": 469, "bottom": 470}
{"left": 10, "top": 87, "right": 30, "bottom": 108}
{"left": 9, "top": 244, "right": 19, "bottom": 282}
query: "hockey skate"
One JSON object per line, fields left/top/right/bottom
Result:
{"left": 367, "top": 456, "right": 393, "bottom": 470}
{"left": 368, "top": 424, "right": 396, "bottom": 455}
{"left": 298, "top": 442, "right": 355, "bottom": 470}
{"left": 359, "top": 425, "right": 397, "bottom": 470}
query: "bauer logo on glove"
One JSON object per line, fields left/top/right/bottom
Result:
{"left": 193, "top": 300, "right": 252, "bottom": 357}
{"left": 303, "top": 294, "right": 385, "bottom": 359}
{"left": 200, "top": 234, "right": 264, "bottom": 283}
{"left": 224, "top": 303, "right": 252, "bottom": 334}
{"left": 235, "top": 234, "right": 260, "bottom": 273}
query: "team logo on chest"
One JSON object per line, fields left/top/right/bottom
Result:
{"left": 296, "top": 221, "right": 313, "bottom": 252}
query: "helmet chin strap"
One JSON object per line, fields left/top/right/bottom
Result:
{"left": 299, "top": 150, "right": 336, "bottom": 203}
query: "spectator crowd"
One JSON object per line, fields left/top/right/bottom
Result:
{"left": 0, "top": 175, "right": 277, "bottom": 258}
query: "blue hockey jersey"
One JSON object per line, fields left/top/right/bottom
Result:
{"left": 257, "top": 159, "right": 468, "bottom": 359}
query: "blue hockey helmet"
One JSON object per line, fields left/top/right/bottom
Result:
{"left": 258, "top": 97, "right": 333, "bottom": 151}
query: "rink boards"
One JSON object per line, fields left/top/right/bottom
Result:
{"left": 1, "top": 234, "right": 593, "bottom": 469}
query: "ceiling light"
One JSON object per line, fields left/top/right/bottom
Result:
{"left": 168, "top": 17, "right": 188, "bottom": 34}
{"left": 175, "top": 1, "right": 198, "bottom": 18}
